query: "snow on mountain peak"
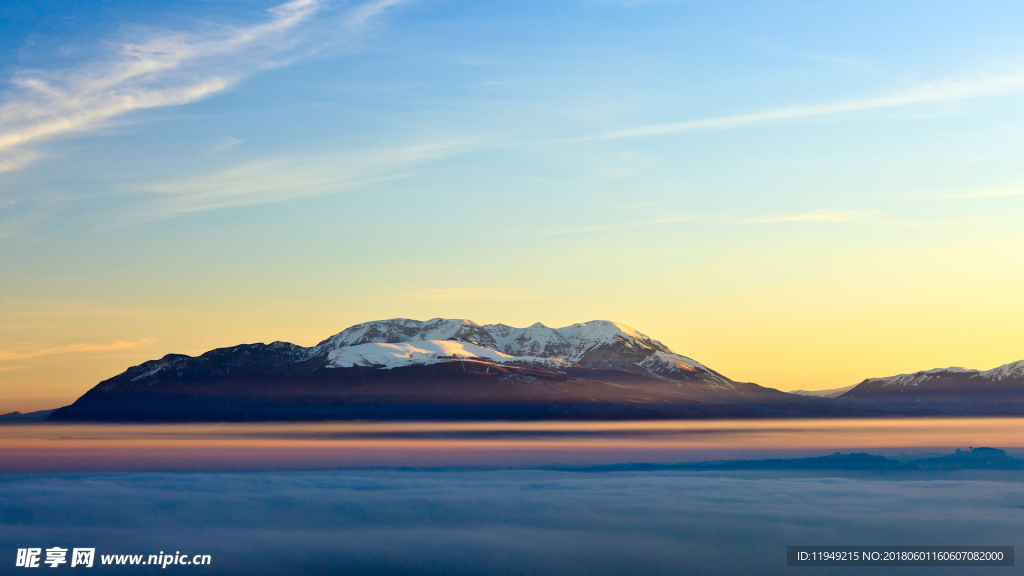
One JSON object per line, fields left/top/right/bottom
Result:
{"left": 325, "top": 340, "right": 565, "bottom": 370}
{"left": 982, "top": 359, "right": 1024, "bottom": 380}
{"left": 311, "top": 318, "right": 497, "bottom": 355}
{"left": 555, "top": 320, "right": 671, "bottom": 361}
{"left": 862, "top": 359, "right": 1024, "bottom": 387}
{"left": 309, "top": 317, "right": 730, "bottom": 385}
{"left": 483, "top": 322, "right": 569, "bottom": 358}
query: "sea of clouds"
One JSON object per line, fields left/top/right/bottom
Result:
{"left": 2, "top": 470, "right": 1023, "bottom": 575}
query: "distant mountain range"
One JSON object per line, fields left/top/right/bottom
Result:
{"left": 0, "top": 409, "right": 55, "bottom": 423}
{"left": 831, "top": 361, "right": 1024, "bottom": 414}
{"left": 43, "top": 318, "right": 1024, "bottom": 422}
{"left": 578, "top": 447, "right": 1024, "bottom": 473}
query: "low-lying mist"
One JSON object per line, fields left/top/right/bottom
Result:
{"left": 2, "top": 469, "right": 1021, "bottom": 575}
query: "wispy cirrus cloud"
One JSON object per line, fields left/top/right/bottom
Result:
{"left": 0, "top": 0, "right": 410, "bottom": 173}
{"left": 538, "top": 216, "right": 697, "bottom": 236}
{"left": 117, "top": 139, "right": 470, "bottom": 223}
{"left": 582, "top": 73, "right": 1024, "bottom": 141}
{"left": 754, "top": 209, "right": 874, "bottom": 224}
{"left": 0, "top": 337, "right": 156, "bottom": 361}
{"left": 0, "top": 199, "right": 47, "bottom": 239}
{"left": 749, "top": 39, "right": 874, "bottom": 72}
{"left": 410, "top": 288, "right": 549, "bottom": 302}
{"left": 346, "top": 0, "right": 412, "bottom": 30}
{"left": 539, "top": 210, "right": 872, "bottom": 235}
{"left": 947, "top": 189, "right": 1024, "bottom": 199}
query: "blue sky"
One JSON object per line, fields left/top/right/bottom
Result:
{"left": 2, "top": 0, "right": 1024, "bottom": 410}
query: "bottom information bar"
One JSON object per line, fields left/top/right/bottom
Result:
{"left": 787, "top": 546, "right": 1013, "bottom": 567}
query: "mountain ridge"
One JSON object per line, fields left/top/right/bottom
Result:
{"left": 814, "top": 359, "right": 1024, "bottom": 414}
{"left": 307, "top": 318, "right": 728, "bottom": 383}
{"left": 48, "top": 318, "right": 834, "bottom": 422}
{"left": 42, "top": 318, "right": 1024, "bottom": 422}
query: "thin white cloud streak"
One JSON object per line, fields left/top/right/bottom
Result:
{"left": 0, "top": 202, "right": 47, "bottom": 239}
{"left": 212, "top": 137, "right": 244, "bottom": 152}
{"left": 0, "top": 78, "right": 232, "bottom": 157}
{"left": 539, "top": 216, "right": 698, "bottom": 236}
{"left": 0, "top": 0, "right": 410, "bottom": 173}
{"left": 801, "top": 54, "right": 874, "bottom": 71}
{"left": 947, "top": 189, "right": 1024, "bottom": 199}
{"left": 750, "top": 39, "right": 874, "bottom": 72}
{"left": 0, "top": 0, "right": 318, "bottom": 167}
{"left": 583, "top": 74, "right": 1024, "bottom": 141}
{"left": 346, "top": 0, "right": 413, "bottom": 30}
{"left": 0, "top": 151, "right": 41, "bottom": 174}
{"left": 410, "top": 288, "right": 549, "bottom": 302}
{"left": 0, "top": 337, "right": 156, "bottom": 361}
{"left": 540, "top": 210, "right": 874, "bottom": 235}
{"left": 122, "top": 140, "right": 469, "bottom": 222}
{"left": 755, "top": 209, "right": 873, "bottom": 224}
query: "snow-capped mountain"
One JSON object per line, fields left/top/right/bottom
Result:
{"left": 855, "top": 360, "right": 1024, "bottom": 388}
{"left": 324, "top": 340, "right": 567, "bottom": 370}
{"left": 309, "top": 318, "right": 729, "bottom": 385}
{"left": 53, "top": 317, "right": 829, "bottom": 422}
{"left": 52, "top": 317, "right": 1024, "bottom": 423}
{"left": 311, "top": 319, "right": 499, "bottom": 354}
{"left": 981, "top": 360, "right": 1024, "bottom": 381}
{"left": 833, "top": 359, "right": 1024, "bottom": 414}
{"left": 484, "top": 322, "right": 571, "bottom": 358}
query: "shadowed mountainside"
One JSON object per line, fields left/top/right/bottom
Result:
{"left": 49, "top": 358, "right": 863, "bottom": 422}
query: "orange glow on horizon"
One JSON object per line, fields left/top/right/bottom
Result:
{"left": 2, "top": 418, "right": 1022, "bottom": 472}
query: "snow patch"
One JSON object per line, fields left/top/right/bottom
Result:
{"left": 789, "top": 384, "right": 858, "bottom": 398}
{"left": 311, "top": 317, "right": 727, "bottom": 384}
{"left": 325, "top": 340, "right": 565, "bottom": 370}
{"left": 862, "top": 359, "right": 1024, "bottom": 387}
{"left": 982, "top": 360, "right": 1024, "bottom": 380}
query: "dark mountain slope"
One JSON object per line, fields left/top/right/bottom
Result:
{"left": 50, "top": 358, "right": 860, "bottom": 422}
{"left": 834, "top": 361, "right": 1024, "bottom": 415}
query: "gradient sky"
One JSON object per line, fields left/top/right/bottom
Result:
{"left": 2, "top": 0, "right": 1024, "bottom": 413}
